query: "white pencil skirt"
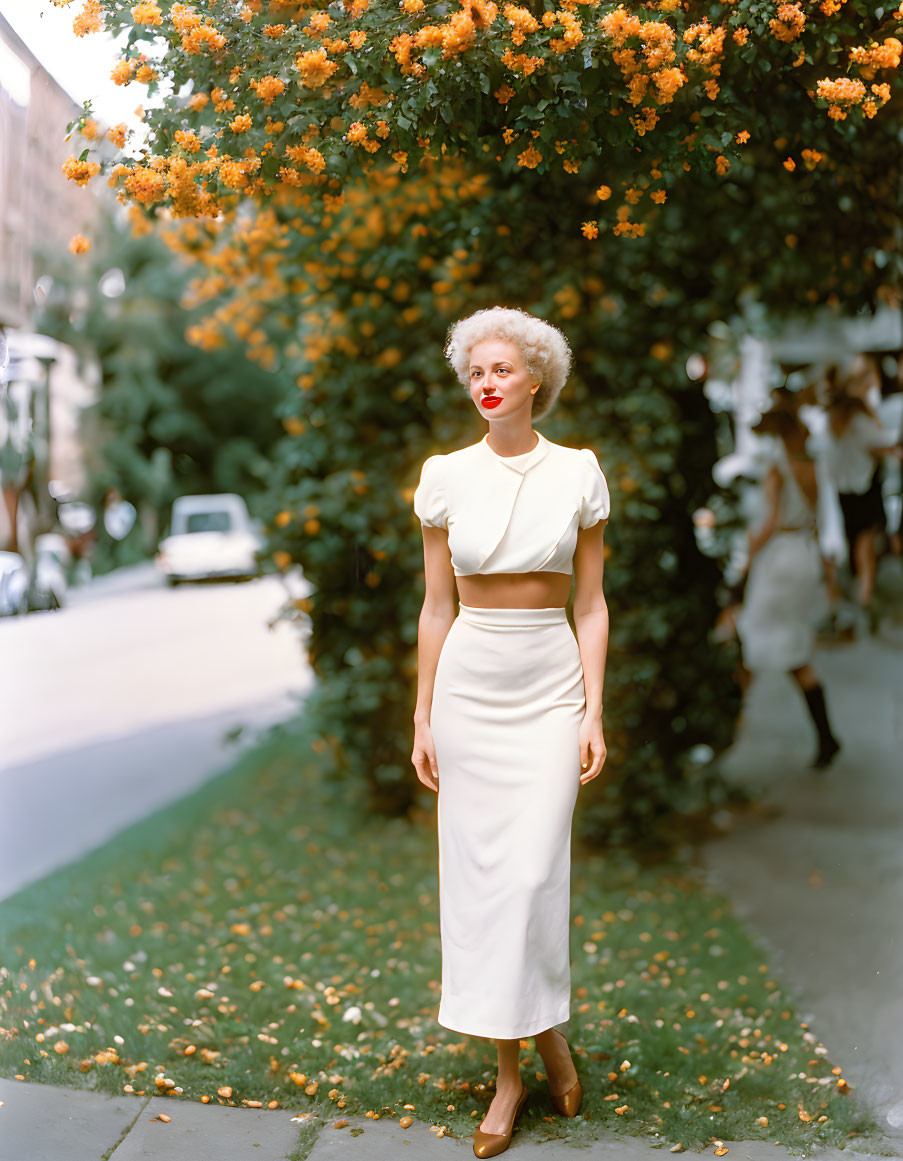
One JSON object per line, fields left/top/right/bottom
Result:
{"left": 430, "top": 604, "right": 586, "bottom": 1040}
{"left": 735, "top": 531, "right": 826, "bottom": 671}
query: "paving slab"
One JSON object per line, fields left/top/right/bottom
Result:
{"left": 306, "top": 1115, "right": 888, "bottom": 1160}
{"left": 0, "top": 1077, "right": 145, "bottom": 1161}
{"left": 109, "top": 1098, "right": 302, "bottom": 1161}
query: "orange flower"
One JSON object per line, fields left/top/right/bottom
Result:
{"left": 349, "top": 30, "right": 367, "bottom": 48}
{"left": 189, "top": 92, "right": 210, "bottom": 111}
{"left": 73, "top": 0, "right": 103, "bottom": 36}
{"left": 295, "top": 48, "right": 339, "bottom": 88}
{"left": 211, "top": 87, "right": 236, "bottom": 112}
{"left": 307, "top": 11, "right": 332, "bottom": 34}
{"left": 600, "top": 6, "right": 642, "bottom": 48}
{"left": 783, "top": 156, "right": 796, "bottom": 171}
{"left": 517, "top": 144, "right": 542, "bottom": 168}
{"left": 550, "top": 10, "right": 583, "bottom": 54}
{"left": 111, "top": 60, "right": 134, "bottom": 86}
{"left": 504, "top": 2, "right": 538, "bottom": 45}
{"left": 500, "top": 48, "right": 544, "bottom": 75}
{"left": 250, "top": 76, "right": 286, "bottom": 106}
{"left": 62, "top": 157, "right": 101, "bottom": 186}
{"left": 733, "top": 27, "right": 749, "bottom": 45}
{"left": 735, "top": 129, "right": 750, "bottom": 143}
{"left": 818, "top": 77, "right": 865, "bottom": 100}
{"left": 68, "top": 235, "right": 91, "bottom": 255}
{"left": 581, "top": 221, "right": 599, "bottom": 239}
{"left": 596, "top": 184, "right": 612, "bottom": 200}
{"left": 715, "top": 154, "right": 730, "bottom": 175}
{"left": 107, "top": 123, "right": 128, "bottom": 147}
{"left": 231, "top": 113, "right": 253, "bottom": 133}
{"left": 849, "top": 37, "right": 902, "bottom": 80}
{"left": 123, "top": 163, "right": 168, "bottom": 205}
{"left": 131, "top": 2, "right": 162, "bottom": 24}
{"left": 650, "top": 189, "right": 667, "bottom": 203}
{"left": 495, "top": 83, "right": 516, "bottom": 104}
{"left": 769, "top": 2, "right": 805, "bottom": 43}
{"left": 175, "top": 129, "right": 202, "bottom": 152}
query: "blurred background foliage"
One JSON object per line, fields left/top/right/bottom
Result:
{"left": 35, "top": 215, "right": 287, "bottom": 571}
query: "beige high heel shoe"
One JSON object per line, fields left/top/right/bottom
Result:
{"left": 473, "top": 1084, "right": 528, "bottom": 1158}
{"left": 548, "top": 1028, "right": 583, "bottom": 1118}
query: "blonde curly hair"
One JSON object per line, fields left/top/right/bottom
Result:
{"left": 444, "top": 307, "right": 572, "bottom": 420}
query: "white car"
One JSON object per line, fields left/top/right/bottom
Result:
{"left": 155, "top": 493, "right": 263, "bottom": 585}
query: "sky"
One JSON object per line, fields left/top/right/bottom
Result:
{"left": 0, "top": 0, "right": 142, "bottom": 125}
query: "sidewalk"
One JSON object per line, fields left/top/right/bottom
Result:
{"left": 0, "top": 1075, "right": 896, "bottom": 1161}
{"left": 701, "top": 628, "right": 903, "bottom": 1152}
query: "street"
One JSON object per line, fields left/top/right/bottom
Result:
{"left": 0, "top": 564, "right": 314, "bottom": 901}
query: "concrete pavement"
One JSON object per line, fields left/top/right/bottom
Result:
{"left": 702, "top": 627, "right": 903, "bottom": 1148}
{"left": 0, "top": 1076, "right": 895, "bottom": 1161}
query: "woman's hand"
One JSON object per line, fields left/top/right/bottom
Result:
{"left": 412, "top": 719, "right": 439, "bottom": 792}
{"left": 578, "top": 713, "right": 607, "bottom": 785}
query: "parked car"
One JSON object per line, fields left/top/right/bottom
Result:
{"left": 155, "top": 493, "right": 263, "bottom": 585}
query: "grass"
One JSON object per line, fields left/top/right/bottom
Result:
{"left": 0, "top": 715, "right": 881, "bottom": 1156}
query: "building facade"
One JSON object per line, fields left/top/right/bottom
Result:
{"left": 1, "top": 13, "right": 101, "bottom": 550}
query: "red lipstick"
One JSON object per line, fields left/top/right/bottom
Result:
{"left": 481, "top": 397, "right": 502, "bottom": 409}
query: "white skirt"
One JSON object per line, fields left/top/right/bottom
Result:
{"left": 430, "top": 604, "right": 585, "bottom": 1040}
{"left": 735, "top": 531, "right": 826, "bottom": 670}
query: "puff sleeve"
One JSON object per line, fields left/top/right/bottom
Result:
{"left": 413, "top": 454, "right": 448, "bottom": 529}
{"left": 578, "top": 447, "right": 611, "bottom": 529}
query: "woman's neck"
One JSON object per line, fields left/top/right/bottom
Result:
{"left": 485, "top": 423, "right": 539, "bottom": 457}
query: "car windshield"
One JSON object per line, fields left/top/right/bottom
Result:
{"left": 184, "top": 511, "right": 233, "bottom": 534}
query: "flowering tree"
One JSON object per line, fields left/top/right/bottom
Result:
{"left": 61, "top": 0, "right": 901, "bottom": 256}
{"left": 58, "top": 0, "right": 901, "bottom": 841}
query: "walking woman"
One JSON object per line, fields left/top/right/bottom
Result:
{"left": 411, "top": 307, "right": 610, "bottom": 1157}
{"left": 823, "top": 355, "right": 902, "bottom": 630}
{"left": 735, "top": 389, "right": 841, "bottom": 769}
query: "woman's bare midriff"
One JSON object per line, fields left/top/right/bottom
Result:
{"left": 455, "top": 571, "right": 572, "bottom": 609}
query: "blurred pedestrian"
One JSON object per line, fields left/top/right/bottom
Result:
{"left": 877, "top": 353, "right": 903, "bottom": 557}
{"left": 820, "top": 355, "right": 902, "bottom": 630}
{"left": 735, "top": 388, "right": 841, "bottom": 769}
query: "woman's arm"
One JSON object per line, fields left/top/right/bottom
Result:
{"left": 572, "top": 518, "right": 609, "bottom": 785}
{"left": 412, "top": 525, "right": 457, "bottom": 791}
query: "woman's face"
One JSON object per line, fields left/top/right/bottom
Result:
{"left": 468, "top": 338, "right": 539, "bottom": 420}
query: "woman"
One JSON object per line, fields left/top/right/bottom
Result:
{"left": 823, "top": 356, "right": 902, "bottom": 630}
{"left": 735, "top": 389, "right": 841, "bottom": 769}
{"left": 411, "top": 307, "right": 610, "bottom": 1158}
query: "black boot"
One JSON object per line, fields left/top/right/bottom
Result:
{"left": 803, "top": 684, "right": 841, "bottom": 769}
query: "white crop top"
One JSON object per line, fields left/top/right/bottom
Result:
{"left": 413, "top": 430, "right": 610, "bottom": 576}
